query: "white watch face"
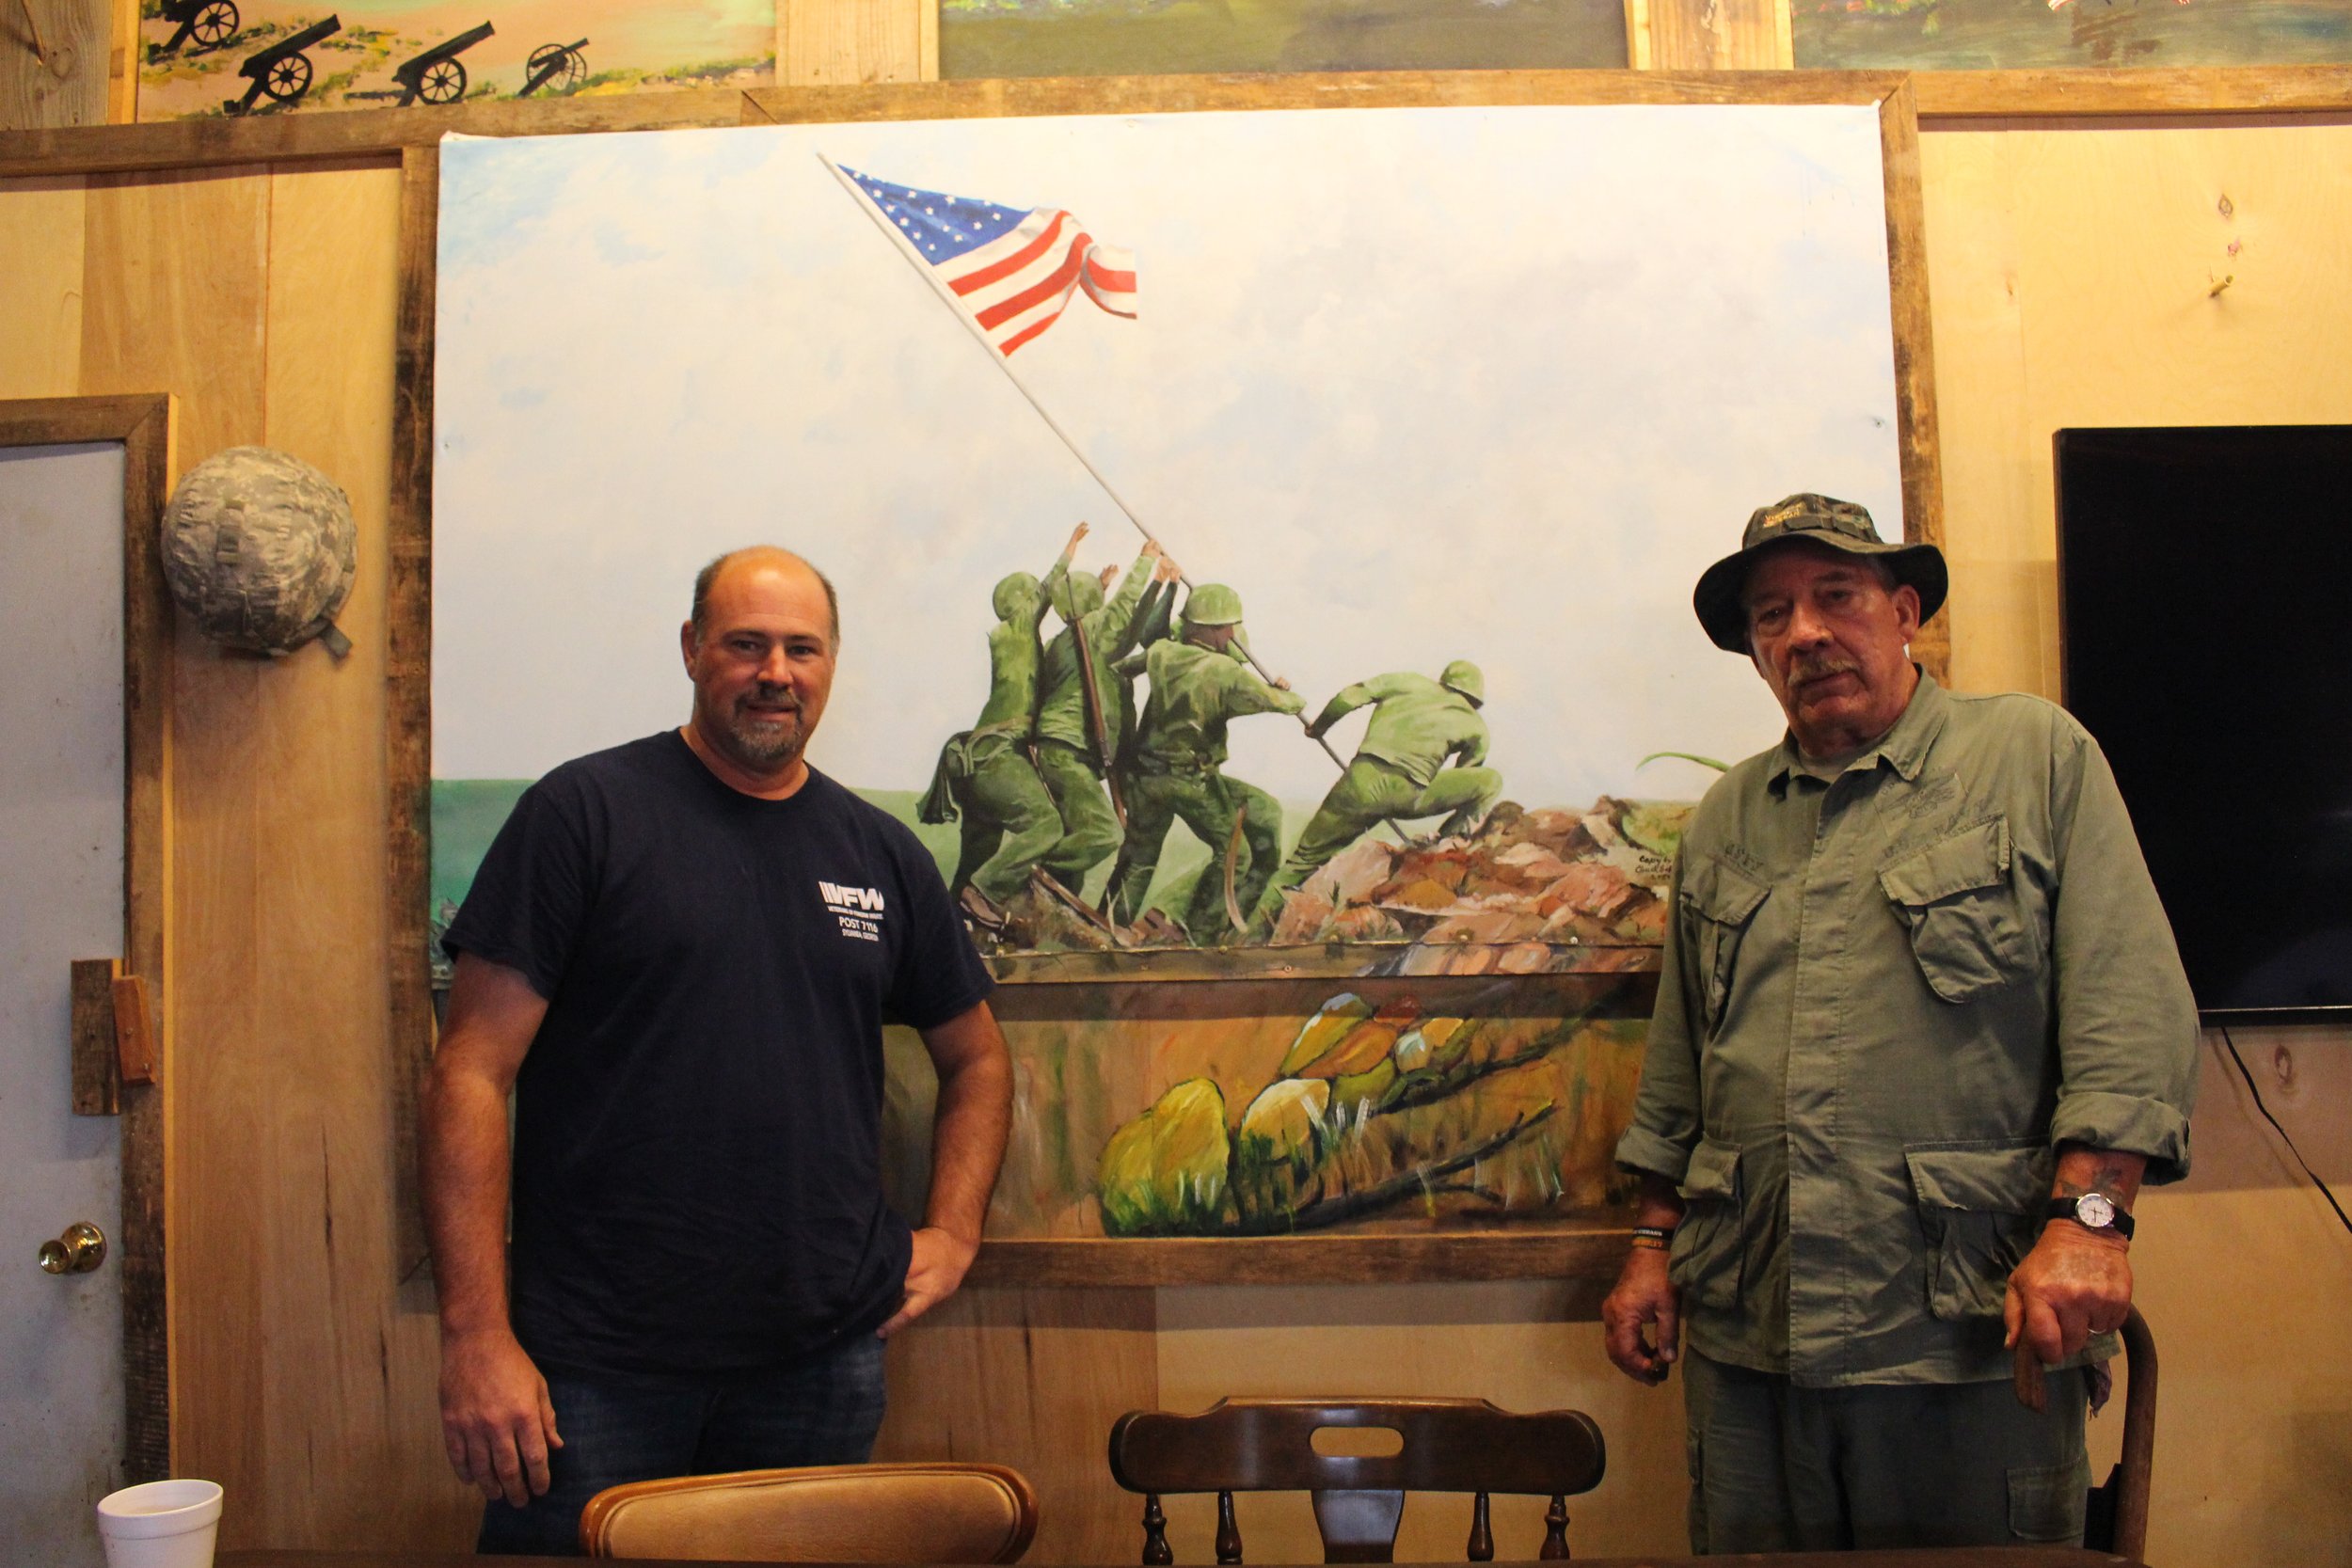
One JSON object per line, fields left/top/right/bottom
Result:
{"left": 2076, "top": 1193, "right": 2117, "bottom": 1229}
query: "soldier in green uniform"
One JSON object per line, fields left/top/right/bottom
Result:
{"left": 1248, "top": 661, "right": 1500, "bottom": 935}
{"left": 1108, "top": 584, "right": 1305, "bottom": 942}
{"left": 918, "top": 522, "right": 1087, "bottom": 927}
{"left": 1031, "top": 540, "right": 1172, "bottom": 895}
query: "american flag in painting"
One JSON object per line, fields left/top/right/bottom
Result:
{"left": 841, "top": 166, "right": 1136, "bottom": 356}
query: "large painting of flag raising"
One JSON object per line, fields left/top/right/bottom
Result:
{"left": 432, "top": 105, "right": 1906, "bottom": 986}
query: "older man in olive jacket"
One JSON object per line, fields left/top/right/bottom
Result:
{"left": 1601, "top": 495, "right": 2199, "bottom": 1554}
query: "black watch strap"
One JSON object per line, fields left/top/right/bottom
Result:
{"left": 2045, "top": 1194, "right": 2135, "bottom": 1239}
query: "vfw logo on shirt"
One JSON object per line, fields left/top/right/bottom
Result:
{"left": 819, "top": 880, "right": 886, "bottom": 942}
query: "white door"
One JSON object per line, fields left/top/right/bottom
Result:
{"left": 0, "top": 441, "right": 129, "bottom": 1568}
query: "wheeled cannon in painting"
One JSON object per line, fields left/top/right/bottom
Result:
{"left": 518, "top": 38, "right": 589, "bottom": 97}
{"left": 156, "top": 0, "right": 239, "bottom": 55}
{"left": 394, "top": 21, "right": 495, "bottom": 106}
{"left": 224, "top": 14, "right": 340, "bottom": 115}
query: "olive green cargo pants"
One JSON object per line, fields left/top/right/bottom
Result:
{"left": 1682, "top": 1350, "right": 2090, "bottom": 1553}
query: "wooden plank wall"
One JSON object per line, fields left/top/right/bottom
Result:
{"left": 3, "top": 30, "right": 2351, "bottom": 1568}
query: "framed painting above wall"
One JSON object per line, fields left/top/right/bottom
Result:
{"left": 395, "top": 73, "right": 1945, "bottom": 1278}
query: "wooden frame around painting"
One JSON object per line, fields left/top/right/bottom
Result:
{"left": 387, "top": 70, "right": 1945, "bottom": 1285}
{"left": 0, "top": 392, "right": 176, "bottom": 1480}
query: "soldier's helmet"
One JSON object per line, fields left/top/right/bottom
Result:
{"left": 992, "top": 571, "right": 1041, "bottom": 622}
{"left": 1183, "top": 582, "right": 1245, "bottom": 626}
{"left": 161, "top": 445, "right": 357, "bottom": 657}
{"left": 1439, "top": 659, "right": 1486, "bottom": 706}
{"left": 1053, "top": 572, "right": 1105, "bottom": 624}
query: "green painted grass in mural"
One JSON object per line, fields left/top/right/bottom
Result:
{"left": 940, "top": 0, "right": 1627, "bottom": 79}
{"left": 1796, "top": 0, "right": 2352, "bottom": 69}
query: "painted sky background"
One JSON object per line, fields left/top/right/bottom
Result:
{"left": 433, "top": 104, "right": 1904, "bottom": 808}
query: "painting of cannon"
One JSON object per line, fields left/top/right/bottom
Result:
{"left": 517, "top": 39, "right": 588, "bottom": 96}
{"left": 154, "top": 0, "right": 239, "bottom": 56}
{"left": 223, "top": 12, "right": 337, "bottom": 114}
{"left": 394, "top": 22, "right": 492, "bottom": 106}
{"left": 139, "top": 1, "right": 760, "bottom": 119}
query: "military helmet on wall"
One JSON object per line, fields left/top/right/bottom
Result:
{"left": 160, "top": 446, "right": 357, "bottom": 657}
{"left": 1439, "top": 658, "right": 1486, "bottom": 705}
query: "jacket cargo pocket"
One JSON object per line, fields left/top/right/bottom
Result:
{"left": 1906, "top": 1141, "right": 2046, "bottom": 1322}
{"left": 1880, "top": 817, "right": 2027, "bottom": 1004}
{"left": 1669, "top": 1137, "right": 1745, "bottom": 1311}
{"left": 1680, "top": 856, "right": 1768, "bottom": 1035}
{"left": 2007, "top": 1459, "right": 2090, "bottom": 1544}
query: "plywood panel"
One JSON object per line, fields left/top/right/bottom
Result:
{"left": 0, "top": 0, "right": 108, "bottom": 129}
{"left": 1923, "top": 122, "right": 2352, "bottom": 698}
{"left": 79, "top": 158, "right": 273, "bottom": 1509}
{"left": 254, "top": 156, "right": 476, "bottom": 1551}
{"left": 1152, "top": 1281, "right": 1689, "bottom": 1560}
{"left": 780, "top": 0, "right": 930, "bottom": 86}
{"left": 0, "top": 175, "right": 85, "bottom": 397}
{"left": 1630, "top": 0, "right": 1792, "bottom": 71}
{"left": 873, "top": 1287, "right": 1158, "bottom": 1565}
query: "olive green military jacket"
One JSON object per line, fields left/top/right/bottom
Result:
{"left": 1310, "top": 673, "right": 1486, "bottom": 786}
{"left": 973, "top": 559, "right": 1070, "bottom": 732}
{"left": 1614, "top": 674, "right": 2199, "bottom": 1387}
{"left": 1035, "top": 550, "right": 1157, "bottom": 763}
{"left": 1132, "top": 640, "right": 1303, "bottom": 771}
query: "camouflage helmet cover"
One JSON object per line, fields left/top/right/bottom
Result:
{"left": 161, "top": 446, "right": 357, "bottom": 657}
{"left": 1439, "top": 659, "right": 1486, "bottom": 705}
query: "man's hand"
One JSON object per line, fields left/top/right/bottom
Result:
{"left": 2004, "top": 1220, "right": 2132, "bottom": 1368}
{"left": 1601, "top": 1247, "right": 1682, "bottom": 1386}
{"left": 1154, "top": 555, "right": 1181, "bottom": 583}
{"left": 438, "top": 1326, "right": 563, "bottom": 1507}
{"left": 1065, "top": 521, "right": 1089, "bottom": 553}
{"left": 879, "top": 1226, "right": 979, "bottom": 1338}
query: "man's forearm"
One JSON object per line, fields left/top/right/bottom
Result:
{"left": 1632, "top": 1170, "right": 1688, "bottom": 1233}
{"left": 2053, "top": 1143, "right": 2145, "bottom": 1212}
{"left": 421, "top": 1065, "right": 520, "bottom": 1337}
{"left": 924, "top": 1046, "right": 1013, "bottom": 1243}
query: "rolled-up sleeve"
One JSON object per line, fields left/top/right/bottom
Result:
{"left": 2047, "top": 722, "right": 2201, "bottom": 1182}
{"left": 1617, "top": 851, "right": 1704, "bottom": 1184}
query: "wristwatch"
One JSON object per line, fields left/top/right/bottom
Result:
{"left": 2046, "top": 1193, "right": 2135, "bottom": 1240}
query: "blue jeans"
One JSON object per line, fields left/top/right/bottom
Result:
{"left": 476, "top": 1333, "right": 888, "bottom": 1556}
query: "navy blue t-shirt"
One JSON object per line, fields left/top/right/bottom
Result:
{"left": 442, "top": 732, "right": 993, "bottom": 1379}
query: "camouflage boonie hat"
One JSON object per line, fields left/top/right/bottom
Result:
{"left": 1692, "top": 492, "right": 1947, "bottom": 654}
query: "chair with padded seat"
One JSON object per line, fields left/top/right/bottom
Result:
{"left": 579, "top": 1460, "right": 1040, "bottom": 1561}
{"left": 2083, "top": 1305, "right": 2159, "bottom": 1560}
{"left": 1106, "top": 1398, "right": 1605, "bottom": 1563}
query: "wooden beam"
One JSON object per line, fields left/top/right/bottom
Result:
{"left": 387, "top": 144, "right": 436, "bottom": 1282}
{"left": 7, "top": 68, "right": 2352, "bottom": 180}
{"left": 970, "top": 1227, "right": 1630, "bottom": 1312}
{"left": 0, "top": 0, "right": 107, "bottom": 130}
{"left": 71, "top": 956, "right": 121, "bottom": 1115}
{"left": 1631, "top": 0, "right": 1794, "bottom": 71}
{"left": 1879, "top": 77, "right": 1949, "bottom": 684}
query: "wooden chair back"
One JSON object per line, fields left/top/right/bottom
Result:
{"left": 1106, "top": 1398, "right": 1605, "bottom": 1563}
{"left": 2084, "top": 1306, "right": 2158, "bottom": 1560}
{"left": 579, "top": 1461, "right": 1040, "bottom": 1561}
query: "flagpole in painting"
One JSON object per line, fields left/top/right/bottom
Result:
{"left": 820, "top": 151, "right": 1373, "bottom": 795}
{"left": 818, "top": 153, "right": 1155, "bottom": 535}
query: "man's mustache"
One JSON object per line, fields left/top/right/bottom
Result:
{"left": 737, "top": 687, "right": 802, "bottom": 714}
{"left": 1788, "top": 656, "right": 1860, "bottom": 688}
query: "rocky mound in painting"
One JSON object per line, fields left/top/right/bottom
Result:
{"left": 1095, "top": 988, "right": 1639, "bottom": 1237}
{"left": 1263, "top": 797, "right": 1690, "bottom": 972}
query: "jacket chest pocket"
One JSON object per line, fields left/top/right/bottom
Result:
{"left": 1905, "top": 1141, "right": 2046, "bottom": 1321}
{"left": 1879, "top": 817, "right": 2030, "bottom": 1004}
{"left": 1680, "top": 855, "right": 1769, "bottom": 1036}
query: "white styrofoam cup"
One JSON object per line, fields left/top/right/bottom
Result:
{"left": 95, "top": 1479, "right": 224, "bottom": 1568}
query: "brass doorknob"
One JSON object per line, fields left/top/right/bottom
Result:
{"left": 39, "top": 1223, "right": 106, "bottom": 1275}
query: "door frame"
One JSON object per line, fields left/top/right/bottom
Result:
{"left": 0, "top": 393, "right": 175, "bottom": 1482}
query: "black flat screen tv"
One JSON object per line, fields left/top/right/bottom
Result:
{"left": 2055, "top": 424, "right": 2352, "bottom": 1022}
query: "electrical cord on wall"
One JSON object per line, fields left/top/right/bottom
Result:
{"left": 2218, "top": 1026, "right": 2352, "bottom": 1238}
